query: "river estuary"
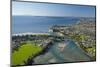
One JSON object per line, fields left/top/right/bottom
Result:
{"left": 33, "top": 38, "right": 92, "bottom": 64}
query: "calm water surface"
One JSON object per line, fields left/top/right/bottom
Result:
{"left": 12, "top": 16, "right": 80, "bottom": 34}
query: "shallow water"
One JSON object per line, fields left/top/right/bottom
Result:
{"left": 33, "top": 39, "right": 91, "bottom": 64}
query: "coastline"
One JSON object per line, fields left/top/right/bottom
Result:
{"left": 68, "top": 36, "right": 95, "bottom": 60}
{"left": 12, "top": 32, "right": 49, "bottom": 36}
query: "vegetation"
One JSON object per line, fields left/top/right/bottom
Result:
{"left": 68, "top": 33, "right": 87, "bottom": 41}
{"left": 50, "top": 22, "right": 96, "bottom": 59}
{"left": 12, "top": 19, "right": 96, "bottom": 66}
{"left": 12, "top": 43, "right": 43, "bottom": 66}
{"left": 67, "top": 33, "right": 96, "bottom": 59}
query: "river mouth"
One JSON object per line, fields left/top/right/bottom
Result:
{"left": 33, "top": 39, "right": 92, "bottom": 64}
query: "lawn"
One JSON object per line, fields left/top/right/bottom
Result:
{"left": 12, "top": 43, "right": 43, "bottom": 65}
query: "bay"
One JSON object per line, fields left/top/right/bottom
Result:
{"left": 12, "top": 16, "right": 80, "bottom": 34}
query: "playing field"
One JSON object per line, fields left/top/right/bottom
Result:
{"left": 12, "top": 43, "right": 43, "bottom": 65}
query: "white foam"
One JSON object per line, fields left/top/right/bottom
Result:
{"left": 12, "top": 32, "right": 49, "bottom": 36}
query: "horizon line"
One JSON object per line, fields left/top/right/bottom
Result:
{"left": 12, "top": 15, "right": 96, "bottom": 18}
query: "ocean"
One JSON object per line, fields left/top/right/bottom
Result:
{"left": 12, "top": 16, "right": 80, "bottom": 34}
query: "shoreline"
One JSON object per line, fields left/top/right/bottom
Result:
{"left": 68, "top": 37, "right": 94, "bottom": 60}
{"left": 12, "top": 32, "right": 49, "bottom": 36}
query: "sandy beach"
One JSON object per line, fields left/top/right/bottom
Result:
{"left": 12, "top": 32, "right": 49, "bottom": 36}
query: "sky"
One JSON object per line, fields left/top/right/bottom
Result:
{"left": 12, "top": 1, "right": 96, "bottom": 17}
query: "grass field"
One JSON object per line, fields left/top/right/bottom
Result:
{"left": 12, "top": 43, "right": 43, "bottom": 65}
